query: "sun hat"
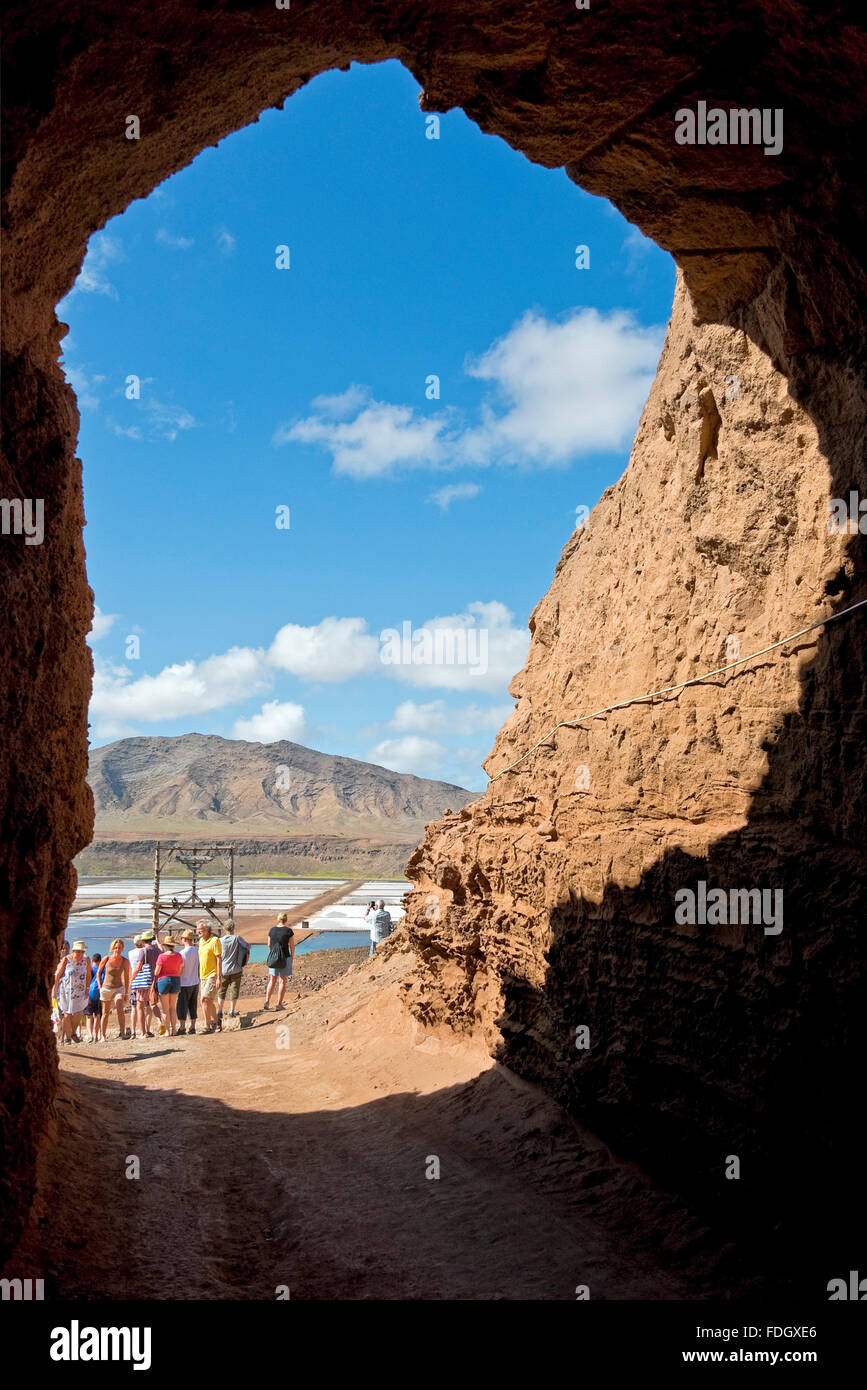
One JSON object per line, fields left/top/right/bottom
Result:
{"left": 71, "top": 940, "right": 87, "bottom": 952}
{"left": 181, "top": 929, "right": 195, "bottom": 940}
{"left": 141, "top": 930, "right": 155, "bottom": 941}
{"left": 162, "top": 935, "right": 177, "bottom": 947}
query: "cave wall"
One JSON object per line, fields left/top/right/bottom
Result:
{"left": 2, "top": 0, "right": 865, "bottom": 1273}
{"left": 403, "top": 275, "right": 867, "bottom": 1287}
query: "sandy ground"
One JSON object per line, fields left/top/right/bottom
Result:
{"left": 13, "top": 941, "right": 724, "bottom": 1301}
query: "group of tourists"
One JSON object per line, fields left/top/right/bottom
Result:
{"left": 52, "top": 912, "right": 297, "bottom": 1044}
{"left": 53, "top": 898, "right": 397, "bottom": 1044}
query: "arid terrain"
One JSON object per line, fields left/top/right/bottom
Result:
{"left": 2, "top": 0, "right": 864, "bottom": 1304}
{"left": 17, "top": 940, "right": 737, "bottom": 1301}
{"left": 88, "top": 733, "right": 473, "bottom": 837}
{"left": 78, "top": 734, "right": 475, "bottom": 878}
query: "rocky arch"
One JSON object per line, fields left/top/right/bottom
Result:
{"left": 1, "top": 2, "right": 865, "bottom": 1279}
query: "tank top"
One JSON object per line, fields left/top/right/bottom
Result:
{"left": 104, "top": 957, "right": 125, "bottom": 991}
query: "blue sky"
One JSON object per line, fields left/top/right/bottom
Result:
{"left": 61, "top": 59, "right": 674, "bottom": 792}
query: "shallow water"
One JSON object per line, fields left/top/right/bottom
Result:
{"left": 64, "top": 919, "right": 370, "bottom": 960}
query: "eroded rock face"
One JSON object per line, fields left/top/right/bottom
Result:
{"left": 402, "top": 276, "right": 867, "bottom": 1286}
{"left": 2, "top": 1, "right": 865, "bottom": 1273}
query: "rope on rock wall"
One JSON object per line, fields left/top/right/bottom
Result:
{"left": 491, "top": 595, "right": 867, "bottom": 781}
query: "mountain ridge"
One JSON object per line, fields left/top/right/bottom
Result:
{"left": 88, "top": 732, "right": 476, "bottom": 839}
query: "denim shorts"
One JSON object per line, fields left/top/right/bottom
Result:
{"left": 268, "top": 961, "right": 293, "bottom": 978}
{"left": 157, "top": 977, "right": 181, "bottom": 995}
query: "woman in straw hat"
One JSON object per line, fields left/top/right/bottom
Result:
{"left": 151, "top": 935, "right": 183, "bottom": 1037}
{"left": 95, "top": 938, "right": 131, "bottom": 1041}
{"left": 53, "top": 940, "right": 91, "bottom": 1046}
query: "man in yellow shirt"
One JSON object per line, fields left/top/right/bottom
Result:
{"left": 196, "top": 920, "right": 223, "bottom": 1033}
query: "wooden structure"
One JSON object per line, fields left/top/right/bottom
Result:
{"left": 151, "top": 843, "right": 235, "bottom": 936}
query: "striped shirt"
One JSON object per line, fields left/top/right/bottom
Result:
{"left": 130, "top": 945, "right": 155, "bottom": 990}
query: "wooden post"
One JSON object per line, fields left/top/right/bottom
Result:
{"left": 152, "top": 842, "right": 161, "bottom": 933}
{"left": 228, "top": 844, "right": 235, "bottom": 926}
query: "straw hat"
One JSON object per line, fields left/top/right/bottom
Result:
{"left": 71, "top": 940, "right": 87, "bottom": 952}
{"left": 162, "top": 935, "right": 177, "bottom": 948}
{"left": 181, "top": 929, "right": 195, "bottom": 941}
{"left": 141, "top": 930, "right": 155, "bottom": 941}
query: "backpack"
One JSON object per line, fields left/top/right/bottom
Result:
{"left": 266, "top": 929, "right": 292, "bottom": 968}
{"left": 88, "top": 970, "right": 101, "bottom": 1002}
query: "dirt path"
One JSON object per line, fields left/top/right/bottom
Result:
{"left": 30, "top": 943, "right": 708, "bottom": 1300}
{"left": 228, "top": 878, "right": 360, "bottom": 944}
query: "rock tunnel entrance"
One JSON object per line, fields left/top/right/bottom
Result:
{"left": 2, "top": 2, "right": 865, "bottom": 1290}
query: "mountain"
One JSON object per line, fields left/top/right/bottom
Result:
{"left": 87, "top": 733, "right": 475, "bottom": 840}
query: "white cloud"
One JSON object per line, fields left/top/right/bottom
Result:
{"left": 88, "top": 606, "right": 119, "bottom": 643}
{"left": 64, "top": 365, "right": 104, "bottom": 411}
{"left": 91, "top": 647, "right": 269, "bottom": 722}
{"left": 429, "top": 482, "right": 481, "bottom": 510}
{"left": 459, "top": 308, "right": 663, "bottom": 465}
{"left": 268, "top": 617, "right": 380, "bottom": 682}
{"left": 367, "top": 735, "right": 448, "bottom": 778}
{"left": 389, "top": 698, "right": 511, "bottom": 735}
{"left": 87, "top": 603, "right": 526, "bottom": 729}
{"left": 279, "top": 394, "right": 449, "bottom": 479}
{"left": 91, "top": 720, "right": 139, "bottom": 743}
{"left": 217, "top": 228, "right": 236, "bottom": 254}
{"left": 146, "top": 398, "right": 196, "bottom": 441}
{"left": 386, "top": 600, "right": 529, "bottom": 695}
{"left": 68, "top": 233, "right": 123, "bottom": 298}
{"left": 308, "top": 385, "right": 369, "bottom": 418}
{"left": 279, "top": 309, "right": 663, "bottom": 479}
{"left": 156, "top": 228, "right": 194, "bottom": 250}
{"left": 232, "top": 699, "right": 306, "bottom": 743}
{"left": 110, "top": 421, "right": 143, "bottom": 440}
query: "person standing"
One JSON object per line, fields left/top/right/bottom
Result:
{"left": 84, "top": 952, "right": 102, "bottom": 1041}
{"left": 127, "top": 939, "right": 148, "bottom": 1039}
{"left": 196, "top": 920, "right": 222, "bottom": 1033}
{"left": 151, "top": 935, "right": 183, "bottom": 1036}
{"left": 140, "top": 930, "right": 165, "bottom": 1035}
{"left": 96, "top": 938, "right": 130, "bottom": 1041}
{"left": 54, "top": 941, "right": 91, "bottom": 1045}
{"left": 177, "top": 929, "right": 200, "bottom": 1035}
{"left": 217, "top": 921, "right": 250, "bottom": 1024}
{"left": 128, "top": 933, "right": 155, "bottom": 1038}
{"left": 368, "top": 899, "right": 394, "bottom": 958}
{"left": 264, "top": 912, "right": 294, "bottom": 1011}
